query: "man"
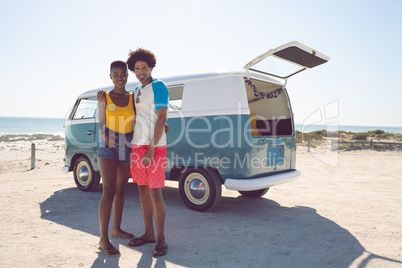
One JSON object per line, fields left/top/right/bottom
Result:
{"left": 127, "top": 48, "right": 169, "bottom": 257}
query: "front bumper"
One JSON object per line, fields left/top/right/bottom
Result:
{"left": 60, "top": 165, "right": 69, "bottom": 174}
{"left": 224, "top": 170, "right": 301, "bottom": 191}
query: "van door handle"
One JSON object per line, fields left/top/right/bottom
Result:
{"left": 87, "top": 130, "right": 95, "bottom": 135}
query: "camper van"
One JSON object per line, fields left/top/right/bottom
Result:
{"left": 62, "top": 41, "right": 330, "bottom": 211}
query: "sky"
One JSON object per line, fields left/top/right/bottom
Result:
{"left": 0, "top": 0, "right": 401, "bottom": 127}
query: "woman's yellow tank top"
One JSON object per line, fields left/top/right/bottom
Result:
{"left": 105, "top": 92, "right": 135, "bottom": 133}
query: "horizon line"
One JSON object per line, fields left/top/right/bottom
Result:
{"left": 0, "top": 115, "right": 401, "bottom": 128}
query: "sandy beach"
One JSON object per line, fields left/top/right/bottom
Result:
{"left": 0, "top": 138, "right": 401, "bottom": 268}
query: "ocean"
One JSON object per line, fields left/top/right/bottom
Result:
{"left": 0, "top": 117, "right": 65, "bottom": 136}
{"left": 0, "top": 117, "right": 401, "bottom": 136}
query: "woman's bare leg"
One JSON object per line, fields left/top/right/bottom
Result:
{"left": 98, "top": 157, "right": 118, "bottom": 250}
{"left": 111, "top": 163, "right": 133, "bottom": 237}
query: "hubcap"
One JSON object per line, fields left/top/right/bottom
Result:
{"left": 184, "top": 173, "right": 210, "bottom": 205}
{"left": 190, "top": 179, "right": 206, "bottom": 199}
{"left": 77, "top": 162, "right": 90, "bottom": 186}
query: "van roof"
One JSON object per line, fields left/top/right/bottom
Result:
{"left": 77, "top": 69, "right": 283, "bottom": 99}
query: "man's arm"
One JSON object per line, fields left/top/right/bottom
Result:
{"left": 142, "top": 107, "right": 167, "bottom": 166}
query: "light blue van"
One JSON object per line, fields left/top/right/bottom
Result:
{"left": 62, "top": 41, "right": 330, "bottom": 211}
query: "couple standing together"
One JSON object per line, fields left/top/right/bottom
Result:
{"left": 97, "top": 48, "right": 168, "bottom": 257}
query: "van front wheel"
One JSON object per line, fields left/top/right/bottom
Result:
{"left": 238, "top": 188, "right": 269, "bottom": 197}
{"left": 179, "top": 168, "right": 222, "bottom": 212}
{"left": 73, "top": 157, "right": 100, "bottom": 192}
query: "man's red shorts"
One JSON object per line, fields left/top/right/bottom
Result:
{"left": 131, "top": 145, "right": 167, "bottom": 188}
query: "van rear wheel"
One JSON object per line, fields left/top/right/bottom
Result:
{"left": 73, "top": 156, "right": 100, "bottom": 192}
{"left": 238, "top": 188, "right": 269, "bottom": 197}
{"left": 179, "top": 168, "right": 222, "bottom": 212}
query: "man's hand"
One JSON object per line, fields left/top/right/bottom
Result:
{"left": 97, "top": 90, "right": 106, "bottom": 102}
{"left": 142, "top": 147, "right": 155, "bottom": 166}
{"left": 143, "top": 107, "right": 167, "bottom": 166}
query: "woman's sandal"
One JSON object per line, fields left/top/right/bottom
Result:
{"left": 98, "top": 246, "right": 121, "bottom": 257}
{"left": 128, "top": 237, "right": 156, "bottom": 247}
{"left": 153, "top": 244, "right": 168, "bottom": 257}
{"left": 111, "top": 232, "right": 135, "bottom": 239}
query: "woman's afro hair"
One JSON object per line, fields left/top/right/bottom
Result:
{"left": 126, "top": 48, "right": 156, "bottom": 71}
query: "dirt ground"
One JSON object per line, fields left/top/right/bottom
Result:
{"left": 0, "top": 140, "right": 401, "bottom": 267}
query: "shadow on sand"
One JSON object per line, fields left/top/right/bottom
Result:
{"left": 40, "top": 183, "right": 401, "bottom": 268}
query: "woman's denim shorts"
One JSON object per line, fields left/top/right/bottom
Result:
{"left": 98, "top": 128, "right": 133, "bottom": 164}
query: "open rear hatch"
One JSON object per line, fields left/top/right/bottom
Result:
{"left": 243, "top": 41, "right": 330, "bottom": 79}
{"left": 244, "top": 41, "right": 330, "bottom": 138}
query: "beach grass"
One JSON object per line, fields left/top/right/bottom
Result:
{"left": 296, "top": 130, "right": 402, "bottom": 151}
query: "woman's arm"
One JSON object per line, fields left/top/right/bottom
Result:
{"left": 97, "top": 91, "right": 107, "bottom": 141}
{"left": 97, "top": 90, "right": 116, "bottom": 147}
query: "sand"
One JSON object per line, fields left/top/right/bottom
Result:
{"left": 0, "top": 139, "right": 401, "bottom": 267}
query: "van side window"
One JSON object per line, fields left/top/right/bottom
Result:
{"left": 72, "top": 98, "right": 98, "bottom": 119}
{"left": 168, "top": 85, "right": 184, "bottom": 111}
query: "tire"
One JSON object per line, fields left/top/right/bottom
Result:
{"left": 179, "top": 168, "right": 222, "bottom": 212}
{"left": 238, "top": 188, "right": 269, "bottom": 197}
{"left": 73, "top": 156, "right": 100, "bottom": 192}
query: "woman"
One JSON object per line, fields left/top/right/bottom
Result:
{"left": 97, "top": 60, "right": 135, "bottom": 256}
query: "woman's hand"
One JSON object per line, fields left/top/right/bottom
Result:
{"left": 97, "top": 90, "right": 106, "bottom": 102}
{"left": 100, "top": 130, "right": 118, "bottom": 148}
